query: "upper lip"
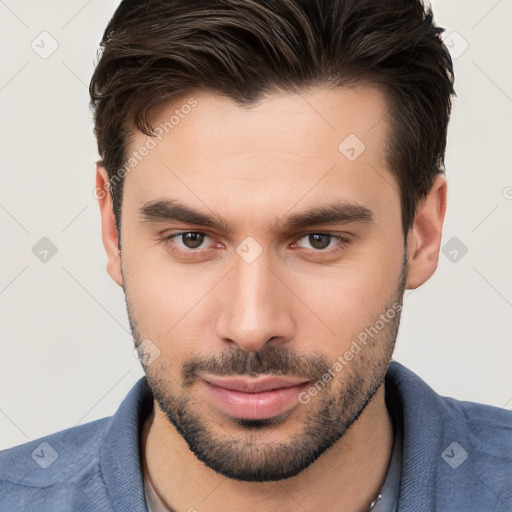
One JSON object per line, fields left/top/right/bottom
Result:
{"left": 201, "top": 375, "right": 311, "bottom": 393}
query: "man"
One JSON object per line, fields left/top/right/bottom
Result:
{"left": 1, "top": 0, "right": 510, "bottom": 510}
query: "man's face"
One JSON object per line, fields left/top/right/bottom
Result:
{"left": 120, "top": 85, "right": 407, "bottom": 481}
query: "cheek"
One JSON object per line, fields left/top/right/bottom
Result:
{"left": 122, "top": 245, "right": 220, "bottom": 364}
{"left": 125, "top": 269, "right": 206, "bottom": 338}
{"left": 290, "top": 248, "right": 402, "bottom": 352}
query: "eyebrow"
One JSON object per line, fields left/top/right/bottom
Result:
{"left": 139, "top": 198, "right": 373, "bottom": 232}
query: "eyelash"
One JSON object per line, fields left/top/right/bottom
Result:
{"left": 163, "top": 231, "right": 351, "bottom": 258}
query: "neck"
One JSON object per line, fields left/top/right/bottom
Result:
{"left": 141, "top": 384, "right": 394, "bottom": 512}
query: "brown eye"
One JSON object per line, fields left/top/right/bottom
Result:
{"left": 164, "top": 231, "right": 219, "bottom": 259}
{"left": 293, "top": 233, "right": 350, "bottom": 255}
{"left": 179, "top": 232, "right": 206, "bottom": 249}
{"left": 308, "top": 234, "right": 331, "bottom": 250}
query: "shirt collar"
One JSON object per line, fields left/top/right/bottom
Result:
{"left": 100, "top": 376, "right": 153, "bottom": 512}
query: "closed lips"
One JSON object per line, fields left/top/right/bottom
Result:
{"left": 201, "top": 375, "right": 311, "bottom": 393}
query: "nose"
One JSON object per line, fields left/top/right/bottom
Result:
{"left": 215, "top": 250, "right": 296, "bottom": 352}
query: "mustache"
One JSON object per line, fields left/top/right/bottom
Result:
{"left": 181, "top": 345, "right": 331, "bottom": 387}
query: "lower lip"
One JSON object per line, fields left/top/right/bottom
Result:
{"left": 201, "top": 380, "right": 311, "bottom": 420}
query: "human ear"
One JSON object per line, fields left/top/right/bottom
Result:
{"left": 95, "top": 163, "right": 123, "bottom": 286}
{"left": 405, "top": 175, "right": 447, "bottom": 289}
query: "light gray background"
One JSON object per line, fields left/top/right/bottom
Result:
{"left": 1, "top": 1, "right": 511, "bottom": 450}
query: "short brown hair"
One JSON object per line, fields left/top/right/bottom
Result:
{"left": 89, "top": 0, "right": 455, "bottom": 237}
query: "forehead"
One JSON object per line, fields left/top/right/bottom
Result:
{"left": 136, "top": 84, "right": 390, "bottom": 159}
{"left": 122, "top": 85, "right": 398, "bottom": 230}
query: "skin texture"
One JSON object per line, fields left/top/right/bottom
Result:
{"left": 97, "top": 84, "right": 447, "bottom": 511}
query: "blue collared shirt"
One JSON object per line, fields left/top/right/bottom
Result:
{"left": 1, "top": 361, "right": 511, "bottom": 511}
